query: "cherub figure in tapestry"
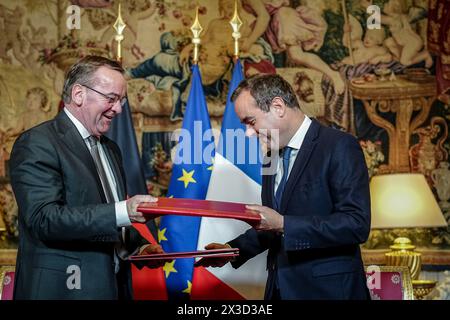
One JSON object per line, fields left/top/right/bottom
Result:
{"left": 240, "top": 0, "right": 345, "bottom": 94}
{"left": 339, "top": 0, "right": 429, "bottom": 67}
{"left": 381, "top": 0, "right": 433, "bottom": 68}
{"left": 342, "top": 28, "right": 392, "bottom": 65}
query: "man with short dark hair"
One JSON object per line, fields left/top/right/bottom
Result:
{"left": 198, "top": 74, "right": 371, "bottom": 300}
{"left": 10, "top": 55, "right": 162, "bottom": 299}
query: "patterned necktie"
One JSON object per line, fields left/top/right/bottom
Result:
{"left": 87, "top": 135, "right": 115, "bottom": 203}
{"left": 274, "top": 146, "right": 293, "bottom": 211}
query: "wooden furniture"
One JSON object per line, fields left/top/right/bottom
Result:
{"left": 349, "top": 75, "right": 436, "bottom": 173}
{"left": 362, "top": 248, "right": 450, "bottom": 266}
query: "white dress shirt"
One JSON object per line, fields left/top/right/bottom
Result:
{"left": 274, "top": 115, "right": 312, "bottom": 194}
{"left": 64, "top": 108, "right": 131, "bottom": 227}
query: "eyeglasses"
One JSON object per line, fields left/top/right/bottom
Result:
{"left": 81, "top": 84, "right": 127, "bottom": 107}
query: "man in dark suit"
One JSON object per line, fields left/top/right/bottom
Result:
{"left": 197, "top": 74, "right": 371, "bottom": 300}
{"left": 10, "top": 56, "right": 162, "bottom": 299}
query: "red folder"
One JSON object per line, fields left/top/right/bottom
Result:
{"left": 137, "top": 198, "right": 261, "bottom": 227}
{"left": 129, "top": 248, "right": 239, "bottom": 262}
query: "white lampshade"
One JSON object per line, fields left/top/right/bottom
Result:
{"left": 370, "top": 173, "right": 448, "bottom": 229}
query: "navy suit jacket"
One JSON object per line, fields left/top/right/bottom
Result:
{"left": 229, "top": 119, "right": 371, "bottom": 300}
{"left": 10, "top": 111, "right": 147, "bottom": 299}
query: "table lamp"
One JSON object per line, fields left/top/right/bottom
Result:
{"left": 370, "top": 173, "right": 447, "bottom": 284}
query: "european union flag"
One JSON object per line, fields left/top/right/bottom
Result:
{"left": 159, "top": 64, "right": 214, "bottom": 299}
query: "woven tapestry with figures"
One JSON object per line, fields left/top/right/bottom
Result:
{"left": 0, "top": 0, "right": 449, "bottom": 258}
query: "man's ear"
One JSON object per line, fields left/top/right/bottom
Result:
{"left": 270, "top": 97, "right": 286, "bottom": 118}
{"left": 71, "top": 84, "right": 84, "bottom": 106}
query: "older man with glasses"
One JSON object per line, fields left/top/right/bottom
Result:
{"left": 9, "top": 55, "right": 163, "bottom": 300}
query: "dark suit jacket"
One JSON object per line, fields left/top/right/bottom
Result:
{"left": 229, "top": 119, "right": 371, "bottom": 300}
{"left": 9, "top": 111, "right": 147, "bottom": 300}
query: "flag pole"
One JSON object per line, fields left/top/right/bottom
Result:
{"left": 113, "top": 2, "right": 126, "bottom": 64}
{"left": 229, "top": 0, "right": 243, "bottom": 61}
{"left": 190, "top": 7, "right": 203, "bottom": 65}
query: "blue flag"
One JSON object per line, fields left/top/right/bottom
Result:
{"left": 159, "top": 64, "right": 214, "bottom": 299}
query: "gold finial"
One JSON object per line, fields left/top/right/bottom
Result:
{"left": 190, "top": 7, "right": 203, "bottom": 64}
{"left": 229, "top": 0, "right": 243, "bottom": 58}
{"left": 113, "top": 2, "right": 126, "bottom": 63}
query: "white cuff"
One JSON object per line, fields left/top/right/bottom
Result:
{"left": 115, "top": 201, "right": 131, "bottom": 227}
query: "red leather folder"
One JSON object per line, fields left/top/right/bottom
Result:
{"left": 129, "top": 248, "right": 239, "bottom": 261}
{"left": 137, "top": 198, "right": 261, "bottom": 226}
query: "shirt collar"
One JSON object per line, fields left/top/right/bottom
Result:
{"left": 64, "top": 107, "right": 91, "bottom": 140}
{"left": 286, "top": 115, "right": 312, "bottom": 150}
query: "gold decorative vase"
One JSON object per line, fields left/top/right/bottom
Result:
{"left": 385, "top": 237, "right": 421, "bottom": 280}
{"left": 412, "top": 280, "right": 437, "bottom": 300}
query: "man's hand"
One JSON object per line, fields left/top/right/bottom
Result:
{"left": 138, "top": 243, "right": 168, "bottom": 269}
{"left": 194, "top": 243, "right": 234, "bottom": 268}
{"left": 126, "top": 195, "right": 157, "bottom": 223}
{"left": 246, "top": 204, "right": 284, "bottom": 232}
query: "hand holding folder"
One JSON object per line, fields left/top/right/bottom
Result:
{"left": 129, "top": 247, "right": 239, "bottom": 264}
{"left": 137, "top": 198, "right": 261, "bottom": 227}
{"left": 135, "top": 198, "right": 251, "bottom": 265}
{"left": 194, "top": 243, "right": 237, "bottom": 268}
{"left": 133, "top": 243, "right": 167, "bottom": 269}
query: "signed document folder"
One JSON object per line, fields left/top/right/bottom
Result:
{"left": 129, "top": 248, "right": 240, "bottom": 262}
{"left": 137, "top": 197, "right": 261, "bottom": 227}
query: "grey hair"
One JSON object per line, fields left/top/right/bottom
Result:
{"left": 61, "top": 55, "right": 124, "bottom": 104}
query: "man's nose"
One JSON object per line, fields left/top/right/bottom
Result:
{"left": 111, "top": 99, "right": 123, "bottom": 114}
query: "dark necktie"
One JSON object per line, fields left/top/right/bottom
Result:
{"left": 274, "top": 146, "right": 293, "bottom": 211}
{"left": 87, "top": 135, "right": 115, "bottom": 203}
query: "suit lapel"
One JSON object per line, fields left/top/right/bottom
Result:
{"left": 54, "top": 111, "right": 107, "bottom": 203}
{"left": 280, "top": 119, "right": 320, "bottom": 213}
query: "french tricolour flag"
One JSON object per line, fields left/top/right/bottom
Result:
{"left": 191, "top": 59, "right": 267, "bottom": 299}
